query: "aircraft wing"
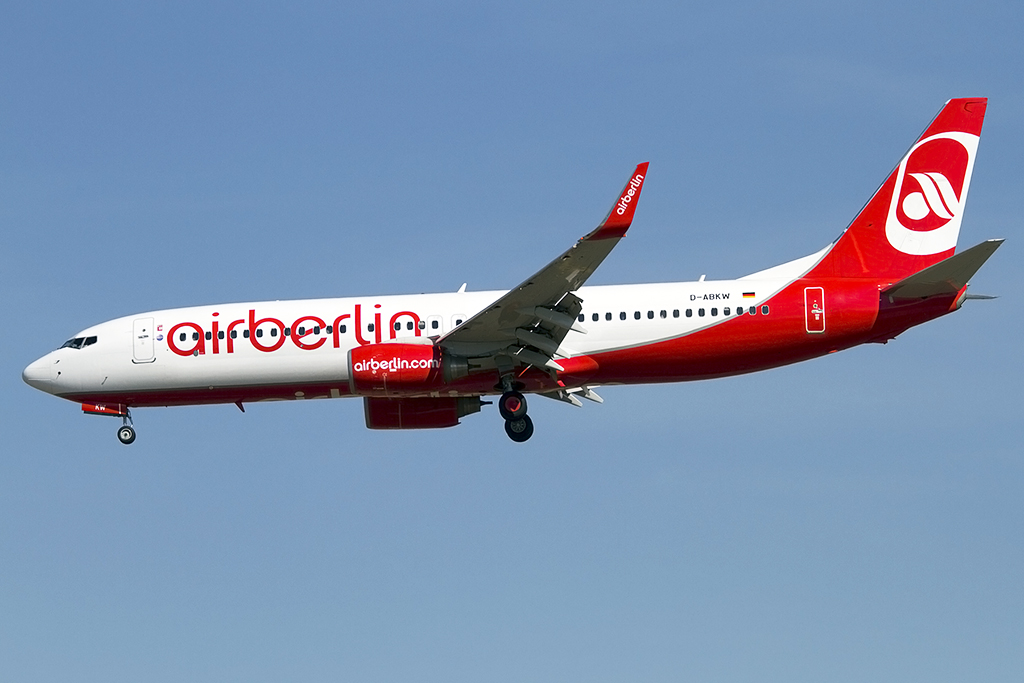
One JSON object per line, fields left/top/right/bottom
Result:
{"left": 439, "top": 163, "right": 649, "bottom": 370}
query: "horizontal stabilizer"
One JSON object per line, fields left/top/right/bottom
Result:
{"left": 883, "top": 239, "right": 1003, "bottom": 300}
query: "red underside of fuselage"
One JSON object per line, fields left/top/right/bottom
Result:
{"left": 60, "top": 282, "right": 958, "bottom": 409}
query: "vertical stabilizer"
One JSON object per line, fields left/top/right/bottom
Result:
{"left": 812, "top": 98, "right": 987, "bottom": 280}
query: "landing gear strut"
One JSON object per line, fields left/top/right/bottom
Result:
{"left": 117, "top": 409, "right": 136, "bottom": 445}
{"left": 499, "top": 389, "right": 533, "bottom": 442}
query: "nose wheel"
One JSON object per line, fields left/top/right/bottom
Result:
{"left": 117, "top": 409, "right": 136, "bottom": 445}
{"left": 499, "top": 390, "right": 533, "bottom": 442}
{"left": 117, "top": 425, "right": 136, "bottom": 445}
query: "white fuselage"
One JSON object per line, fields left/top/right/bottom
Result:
{"left": 23, "top": 249, "right": 815, "bottom": 405}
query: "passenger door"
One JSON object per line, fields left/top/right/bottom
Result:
{"left": 133, "top": 317, "right": 156, "bottom": 362}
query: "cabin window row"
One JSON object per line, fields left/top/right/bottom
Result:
{"left": 576, "top": 305, "right": 769, "bottom": 323}
{"left": 175, "top": 305, "right": 779, "bottom": 344}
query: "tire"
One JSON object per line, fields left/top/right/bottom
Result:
{"left": 117, "top": 425, "right": 136, "bottom": 445}
{"left": 498, "top": 391, "right": 528, "bottom": 421}
{"left": 504, "top": 415, "right": 534, "bottom": 442}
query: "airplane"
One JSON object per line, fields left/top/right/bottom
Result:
{"left": 23, "top": 98, "right": 1002, "bottom": 444}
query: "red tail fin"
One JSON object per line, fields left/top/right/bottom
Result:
{"left": 813, "top": 98, "right": 987, "bottom": 280}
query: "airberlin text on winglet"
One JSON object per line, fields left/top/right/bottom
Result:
{"left": 615, "top": 172, "right": 645, "bottom": 215}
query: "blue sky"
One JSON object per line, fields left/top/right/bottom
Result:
{"left": 2, "top": 2, "right": 1021, "bottom": 681}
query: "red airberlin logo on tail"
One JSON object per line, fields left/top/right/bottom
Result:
{"left": 895, "top": 138, "right": 968, "bottom": 232}
{"left": 615, "top": 173, "right": 645, "bottom": 215}
{"left": 886, "top": 132, "right": 979, "bottom": 255}
{"left": 902, "top": 172, "right": 959, "bottom": 222}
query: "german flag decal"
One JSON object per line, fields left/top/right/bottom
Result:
{"left": 742, "top": 292, "right": 756, "bottom": 298}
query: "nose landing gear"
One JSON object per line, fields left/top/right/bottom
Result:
{"left": 117, "top": 409, "right": 136, "bottom": 445}
{"left": 117, "top": 424, "right": 136, "bottom": 445}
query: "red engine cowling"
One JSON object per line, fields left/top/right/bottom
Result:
{"left": 349, "top": 343, "right": 467, "bottom": 396}
{"left": 363, "top": 396, "right": 482, "bottom": 430}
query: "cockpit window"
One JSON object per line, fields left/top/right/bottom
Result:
{"left": 60, "top": 336, "right": 98, "bottom": 350}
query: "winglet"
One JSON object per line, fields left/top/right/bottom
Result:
{"left": 588, "top": 162, "right": 649, "bottom": 240}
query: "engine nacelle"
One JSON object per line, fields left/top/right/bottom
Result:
{"left": 363, "top": 396, "right": 483, "bottom": 430}
{"left": 348, "top": 343, "right": 468, "bottom": 396}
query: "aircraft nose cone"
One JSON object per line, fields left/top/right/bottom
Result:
{"left": 23, "top": 355, "right": 53, "bottom": 391}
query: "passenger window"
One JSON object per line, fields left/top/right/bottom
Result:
{"left": 406, "top": 322, "right": 413, "bottom": 330}
{"left": 606, "top": 313, "right": 612, "bottom": 321}
{"left": 193, "top": 332, "right": 200, "bottom": 341}
{"left": 673, "top": 309, "right": 680, "bottom": 318}
{"left": 179, "top": 333, "right": 187, "bottom": 342}
{"left": 339, "top": 325, "right": 347, "bottom": 333}
{"left": 698, "top": 308, "right": 705, "bottom": 317}
{"left": 761, "top": 305, "right": 770, "bottom": 315}
{"left": 418, "top": 321, "right": 426, "bottom": 330}
{"left": 620, "top": 312, "right": 626, "bottom": 320}
{"left": 685, "top": 309, "right": 692, "bottom": 317}
{"left": 218, "top": 331, "right": 225, "bottom": 340}
{"left": 750, "top": 306, "right": 757, "bottom": 315}
{"left": 284, "top": 328, "right": 290, "bottom": 336}
{"left": 634, "top": 311, "right": 641, "bottom": 320}
{"left": 256, "top": 329, "right": 263, "bottom": 338}
{"left": 660, "top": 310, "right": 667, "bottom": 318}
{"left": 270, "top": 328, "right": 278, "bottom": 337}
{"left": 394, "top": 322, "right": 401, "bottom": 331}
{"left": 230, "top": 330, "right": 237, "bottom": 339}
{"left": 647, "top": 311, "right": 654, "bottom": 319}
{"left": 578, "top": 314, "right": 585, "bottom": 322}
{"left": 243, "top": 330, "right": 250, "bottom": 338}
{"left": 724, "top": 307, "right": 731, "bottom": 315}
{"left": 455, "top": 318, "right": 463, "bottom": 326}
{"left": 315, "top": 326, "right": 321, "bottom": 334}
{"left": 368, "top": 323, "right": 375, "bottom": 332}
{"left": 592, "top": 313, "right": 599, "bottom": 322}
{"left": 711, "top": 308, "right": 718, "bottom": 316}
{"left": 431, "top": 320, "right": 439, "bottom": 330}
{"left": 299, "top": 327, "right": 306, "bottom": 335}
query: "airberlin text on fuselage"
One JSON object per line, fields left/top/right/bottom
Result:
{"left": 166, "top": 304, "right": 421, "bottom": 357}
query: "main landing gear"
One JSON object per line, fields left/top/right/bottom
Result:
{"left": 498, "top": 389, "right": 533, "bottom": 443}
{"left": 117, "top": 409, "right": 136, "bottom": 445}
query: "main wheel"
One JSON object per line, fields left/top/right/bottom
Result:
{"left": 504, "top": 415, "right": 534, "bottom": 442}
{"left": 117, "top": 425, "right": 136, "bottom": 445}
{"left": 498, "top": 391, "right": 528, "bottom": 421}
